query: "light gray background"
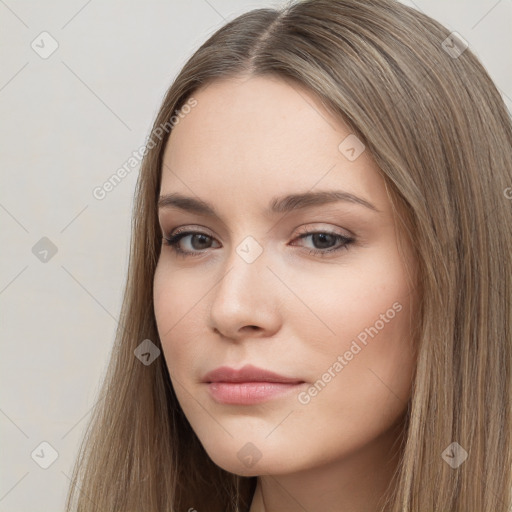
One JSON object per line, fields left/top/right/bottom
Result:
{"left": 1, "top": 1, "right": 511, "bottom": 510}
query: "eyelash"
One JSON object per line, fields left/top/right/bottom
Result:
{"left": 162, "top": 228, "right": 355, "bottom": 258}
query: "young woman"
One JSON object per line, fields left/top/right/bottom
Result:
{"left": 65, "top": 0, "right": 512, "bottom": 511}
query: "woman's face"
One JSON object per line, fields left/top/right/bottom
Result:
{"left": 153, "top": 75, "right": 418, "bottom": 477}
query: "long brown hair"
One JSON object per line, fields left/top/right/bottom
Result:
{"left": 65, "top": 0, "right": 512, "bottom": 510}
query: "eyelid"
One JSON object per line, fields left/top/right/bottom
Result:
{"left": 168, "top": 225, "right": 215, "bottom": 237}
{"left": 294, "top": 223, "right": 354, "bottom": 239}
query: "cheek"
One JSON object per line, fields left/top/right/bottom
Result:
{"left": 153, "top": 263, "right": 204, "bottom": 332}
{"left": 314, "top": 284, "right": 415, "bottom": 432}
{"left": 332, "top": 297, "right": 416, "bottom": 409}
{"left": 280, "top": 295, "right": 415, "bottom": 473}
{"left": 153, "top": 266, "right": 202, "bottom": 375}
{"left": 296, "top": 245, "right": 417, "bottom": 414}
{"left": 296, "top": 241, "right": 415, "bottom": 354}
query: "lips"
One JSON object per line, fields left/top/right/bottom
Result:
{"left": 202, "top": 364, "right": 305, "bottom": 405}
{"left": 201, "top": 364, "right": 304, "bottom": 384}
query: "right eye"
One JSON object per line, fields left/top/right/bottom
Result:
{"left": 163, "top": 230, "right": 220, "bottom": 257}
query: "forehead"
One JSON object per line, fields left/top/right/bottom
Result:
{"left": 161, "top": 75, "right": 385, "bottom": 211}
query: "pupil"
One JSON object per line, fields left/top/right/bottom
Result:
{"left": 192, "top": 234, "right": 210, "bottom": 250}
{"left": 313, "top": 233, "right": 334, "bottom": 249}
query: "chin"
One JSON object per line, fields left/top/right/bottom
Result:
{"left": 200, "top": 437, "right": 303, "bottom": 477}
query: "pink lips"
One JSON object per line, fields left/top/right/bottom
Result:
{"left": 202, "top": 364, "right": 305, "bottom": 405}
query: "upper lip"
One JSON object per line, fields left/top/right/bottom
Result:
{"left": 202, "top": 364, "right": 304, "bottom": 384}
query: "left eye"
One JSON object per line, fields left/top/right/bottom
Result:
{"left": 293, "top": 231, "right": 354, "bottom": 255}
{"left": 162, "top": 230, "right": 355, "bottom": 258}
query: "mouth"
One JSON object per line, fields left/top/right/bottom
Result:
{"left": 202, "top": 364, "right": 306, "bottom": 405}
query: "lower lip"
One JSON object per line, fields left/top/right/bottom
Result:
{"left": 207, "top": 382, "right": 304, "bottom": 405}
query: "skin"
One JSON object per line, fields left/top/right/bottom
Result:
{"left": 153, "top": 74, "right": 418, "bottom": 512}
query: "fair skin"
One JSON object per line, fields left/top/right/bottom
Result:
{"left": 153, "top": 75, "right": 418, "bottom": 512}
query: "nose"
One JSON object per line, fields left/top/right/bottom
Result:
{"left": 208, "top": 243, "right": 282, "bottom": 341}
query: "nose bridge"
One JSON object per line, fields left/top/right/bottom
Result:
{"left": 216, "top": 233, "right": 270, "bottom": 304}
{"left": 208, "top": 233, "right": 279, "bottom": 335}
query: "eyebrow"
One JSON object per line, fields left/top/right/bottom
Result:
{"left": 158, "top": 190, "right": 380, "bottom": 216}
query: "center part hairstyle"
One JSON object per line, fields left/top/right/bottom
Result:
{"left": 65, "top": 0, "right": 512, "bottom": 511}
